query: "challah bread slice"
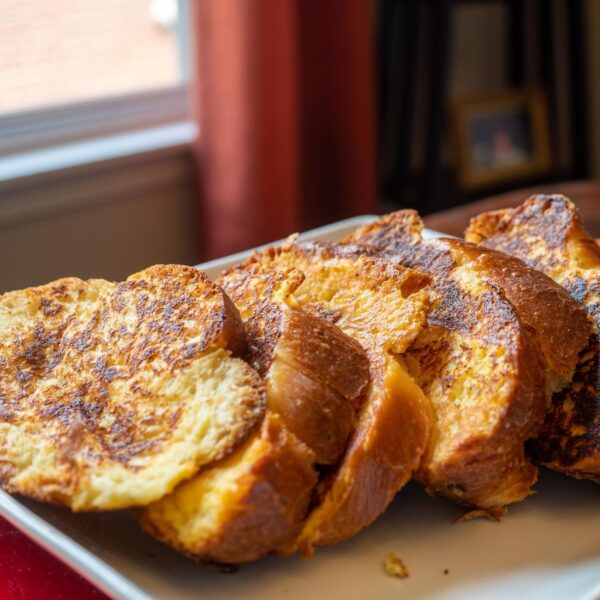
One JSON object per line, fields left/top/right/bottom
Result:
{"left": 139, "top": 413, "right": 316, "bottom": 564}
{"left": 466, "top": 195, "right": 600, "bottom": 480}
{"left": 218, "top": 265, "right": 370, "bottom": 464}
{"left": 0, "top": 265, "right": 265, "bottom": 511}
{"left": 139, "top": 267, "right": 369, "bottom": 563}
{"left": 346, "top": 211, "right": 591, "bottom": 510}
{"left": 232, "top": 243, "right": 432, "bottom": 555}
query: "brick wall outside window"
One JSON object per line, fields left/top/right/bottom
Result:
{"left": 0, "top": 0, "right": 180, "bottom": 115}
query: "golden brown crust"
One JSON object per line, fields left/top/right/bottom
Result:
{"left": 345, "top": 210, "right": 585, "bottom": 508}
{"left": 297, "top": 355, "right": 430, "bottom": 553}
{"left": 465, "top": 195, "right": 600, "bottom": 283}
{"left": 466, "top": 195, "right": 600, "bottom": 479}
{"left": 0, "top": 265, "right": 265, "bottom": 510}
{"left": 229, "top": 242, "right": 432, "bottom": 552}
{"left": 139, "top": 414, "right": 317, "bottom": 564}
{"left": 409, "top": 324, "right": 543, "bottom": 508}
{"left": 263, "top": 309, "right": 368, "bottom": 464}
{"left": 442, "top": 239, "right": 591, "bottom": 392}
{"left": 218, "top": 265, "right": 370, "bottom": 464}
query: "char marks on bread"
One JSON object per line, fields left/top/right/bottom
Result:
{"left": 466, "top": 194, "right": 600, "bottom": 481}
{"left": 140, "top": 265, "right": 371, "bottom": 562}
{"left": 0, "top": 265, "right": 265, "bottom": 511}
{"left": 345, "top": 210, "right": 591, "bottom": 509}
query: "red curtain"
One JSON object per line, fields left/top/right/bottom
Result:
{"left": 191, "top": 0, "right": 378, "bottom": 259}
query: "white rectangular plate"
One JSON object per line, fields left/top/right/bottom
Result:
{"left": 2, "top": 215, "right": 599, "bottom": 600}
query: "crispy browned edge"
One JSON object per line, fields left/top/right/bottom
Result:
{"left": 344, "top": 210, "right": 592, "bottom": 508}
{"left": 466, "top": 195, "right": 600, "bottom": 479}
{"left": 236, "top": 242, "right": 432, "bottom": 553}
{"left": 265, "top": 308, "right": 369, "bottom": 464}
{"left": 138, "top": 414, "right": 317, "bottom": 564}
{"left": 130, "top": 265, "right": 249, "bottom": 359}
{"left": 296, "top": 350, "right": 431, "bottom": 553}
{"left": 444, "top": 238, "right": 591, "bottom": 391}
{"left": 218, "top": 265, "right": 370, "bottom": 465}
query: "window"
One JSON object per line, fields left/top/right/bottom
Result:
{"left": 0, "top": 0, "right": 194, "bottom": 179}
{"left": 0, "top": 0, "right": 188, "bottom": 116}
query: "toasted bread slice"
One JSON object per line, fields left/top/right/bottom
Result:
{"left": 346, "top": 211, "right": 591, "bottom": 509}
{"left": 139, "top": 413, "right": 317, "bottom": 564}
{"left": 225, "top": 243, "right": 432, "bottom": 554}
{"left": 218, "top": 265, "right": 369, "bottom": 464}
{"left": 0, "top": 265, "right": 265, "bottom": 510}
{"left": 139, "top": 267, "right": 370, "bottom": 562}
{"left": 466, "top": 195, "right": 600, "bottom": 480}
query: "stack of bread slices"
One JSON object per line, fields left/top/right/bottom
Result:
{"left": 0, "top": 194, "right": 597, "bottom": 565}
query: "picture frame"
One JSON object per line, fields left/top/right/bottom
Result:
{"left": 452, "top": 89, "right": 552, "bottom": 190}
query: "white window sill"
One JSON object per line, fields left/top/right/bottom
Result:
{"left": 0, "top": 122, "right": 198, "bottom": 188}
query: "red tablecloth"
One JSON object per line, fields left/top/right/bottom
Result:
{"left": 0, "top": 516, "right": 108, "bottom": 600}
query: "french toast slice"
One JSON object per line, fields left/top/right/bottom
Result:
{"left": 139, "top": 413, "right": 317, "bottom": 564}
{"left": 0, "top": 265, "right": 265, "bottom": 511}
{"left": 466, "top": 195, "right": 600, "bottom": 480}
{"left": 139, "top": 267, "right": 370, "bottom": 562}
{"left": 224, "top": 243, "right": 433, "bottom": 555}
{"left": 346, "top": 211, "right": 591, "bottom": 509}
{"left": 218, "top": 265, "right": 370, "bottom": 464}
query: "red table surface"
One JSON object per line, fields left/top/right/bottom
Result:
{"left": 0, "top": 516, "right": 109, "bottom": 600}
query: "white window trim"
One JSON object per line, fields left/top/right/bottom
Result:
{"left": 0, "top": 86, "right": 191, "bottom": 157}
{"left": 0, "top": 121, "right": 197, "bottom": 188}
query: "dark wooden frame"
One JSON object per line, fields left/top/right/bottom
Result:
{"left": 452, "top": 89, "right": 552, "bottom": 190}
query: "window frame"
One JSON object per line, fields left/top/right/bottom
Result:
{"left": 0, "top": 86, "right": 190, "bottom": 157}
{"left": 0, "top": 0, "right": 195, "bottom": 166}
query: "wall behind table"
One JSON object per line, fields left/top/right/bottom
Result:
{"left": 0, "top": 150, "right": 198, "bottom": 293}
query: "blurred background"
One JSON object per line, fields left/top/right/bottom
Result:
{"left": 1, "top": 0, "right": 599, "bottom": 292}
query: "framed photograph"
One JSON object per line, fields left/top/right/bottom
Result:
{"left": 452, "top": 89, "right": 551, "bottom": 190}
